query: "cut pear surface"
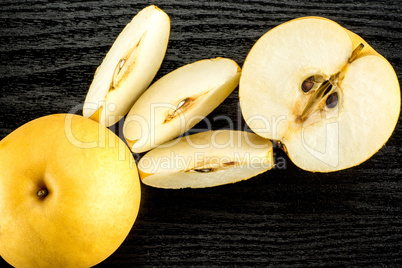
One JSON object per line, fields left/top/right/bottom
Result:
{"left": 138, "top": 130, "right": 273, "bottom": 189}
{"left": 83, "top": 5, "right": 170, "bottom": 127}
{"left": 123, "top": 58, "right": 241, "bottom": 153}
{"left": 240, "top": 17, "right": 400, "bottom": 172}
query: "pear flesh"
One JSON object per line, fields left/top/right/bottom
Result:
{"left": 240, "top": 17, "right": 400, "bottom": 172}
{"left": 123, "top": 58, "right": 241, "bottom": 153}
{"left": 138, "top": 130, "right": 273, "bottom": 189}
{"left": 83, "top": 5, "right": 170, "bottom": 127}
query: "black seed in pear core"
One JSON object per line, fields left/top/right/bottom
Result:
{"left": 302, "top": 76, "right": 315, "bottom": 92}
{"left": 326, "top": 92, "right": 338, "bottom": 108}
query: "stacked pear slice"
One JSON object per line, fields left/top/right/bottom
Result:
{"left": 123, "top": 58, "right": 241, "bottom": 153}
{"left": 138, "top": 130, "right": 273, "bottom": 189}
{"left": 83, "top": 5, "right": 170, "bottom": 127}
{"left": 239, "top": 17, "right": 400, "bottom": 172}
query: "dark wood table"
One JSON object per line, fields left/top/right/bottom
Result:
{"left": 1, "top": 0, "right": 401, "bottom": 267}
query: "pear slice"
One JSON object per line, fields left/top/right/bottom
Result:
{"left": 123, "top": 57, "right": 241, "bottom": 153}
{"left": 138, "top": 130, "right": 273, "bottom": 189}
{"left": 239, "top": 17, "right": 400, "bottom": 172}
{"left": 83, "top": 5, "right": 170, "bottom": 127}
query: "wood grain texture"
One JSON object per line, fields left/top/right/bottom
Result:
{"left": 1, "top": 0, "right": 401, "bottom": 267}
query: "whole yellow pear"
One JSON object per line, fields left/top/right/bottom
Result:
{"left": 0, "top": 114, "right": 141, "bottom": 267}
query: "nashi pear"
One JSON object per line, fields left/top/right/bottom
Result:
{"left": 239, "top": 17, "right": 400, "bottom": 172}
{"left": 0, "top": 114, "right": 141, "bottom": 267}
{"left": 83, "top": 5, "right": 170, "bottom": 127}
{"left": 123, "top": 57, "right": 241, "bottom": 153}
{"left": 138, "top": 130, "right": 273, "bottom": 189}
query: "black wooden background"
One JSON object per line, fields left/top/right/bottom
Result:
{"left": 1, "top": 0, "right": 401, "bottom": 267}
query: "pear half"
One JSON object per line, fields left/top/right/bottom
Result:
{"left": 239, "top": 17, "right": 400, "bottom": 172}
{"left": 83, "top": 5, "right": 170, "bottom": 127}
{"left": 123, "top": 58, "right": 241, "bottom": 153}
{"left": 138, "top": 130, "right": 273, "bottom": 189}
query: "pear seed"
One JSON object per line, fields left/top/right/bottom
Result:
{"left": 111, "top": 58, "right": 126, "bottom": 89}
{"left": 302, "top": 76, "right": 315, "bottom": 93}
{"left": 176, "top": 99, "right": 187, "bottom": 110}
{"left": 326, "top": 92, "right": 338, "bottom": 108}
{"left": 169, "top": 99, "right": 187, "bottom": 117}
{"left": 119, "top": 58, "right": 126, "bottom": 69}
{"left": 194, "top": 168, "right": 213, "bottom": 173}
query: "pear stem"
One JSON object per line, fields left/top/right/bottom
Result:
{"left": 348, "top": 43, "right": 365, "bottom": 63}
